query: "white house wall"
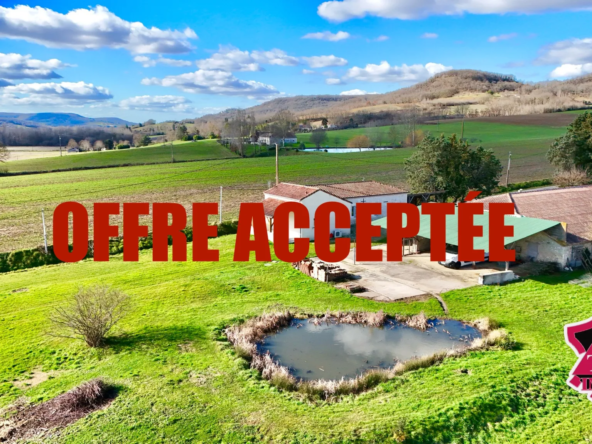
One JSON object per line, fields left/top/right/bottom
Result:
{"left": 348, "top": 193, "right": 407, "bottom": 225}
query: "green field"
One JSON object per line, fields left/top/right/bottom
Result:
{"left": 0, "top": 237, "right": 590, "bottom": 442}
{"left": 3, "top": 140, "right": 237, "bottom": 173}
{"left": 0, "top": 118, "right": 572, "bottom": 252}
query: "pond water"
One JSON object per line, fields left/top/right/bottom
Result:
{"left": 257, "top": 318, "right": 481, "bottom": 381}
{"left": 301, "top": 148, "right": 393, "bottom": 153}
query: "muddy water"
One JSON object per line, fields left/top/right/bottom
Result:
{"left": 257, "top": 318, "right": 481, "bottom": 381}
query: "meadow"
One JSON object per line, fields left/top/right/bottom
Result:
{"left": 2, "top": 140, "right": 236, "bottom": 173}
{"left": 0, "top": 237, "right": 590, "bottom": 443}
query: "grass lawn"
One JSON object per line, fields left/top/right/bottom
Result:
{"left": 3, "top": 140, "right": 237, "bottom": 174}
{"left": 0, "top": 237, "right": 591, "bottom": 442}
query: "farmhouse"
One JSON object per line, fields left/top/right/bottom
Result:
{"left": 476, "top": 185, "right": 592, "bottom": 267}
{"left": 261, "top": 181, "right": 407, "bottom": 241}
{"left": 255, "top": 132, "right": 297, "bottom": 146}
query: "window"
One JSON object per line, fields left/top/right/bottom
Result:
{"left": 352, "top": 205, "right": 355, "bottom": 217}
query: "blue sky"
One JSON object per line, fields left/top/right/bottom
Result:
{"left": 1, "top": 0, "right": 592, "bottom": 122}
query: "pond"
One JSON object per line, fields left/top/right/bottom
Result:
{"left": 257, "top": 318, "right": 481, "bottom": 381}
{"left": 301, "top": 148, "right": 393, "bottom": 153}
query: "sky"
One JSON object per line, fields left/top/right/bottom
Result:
{"left": 1, "top": 0, "right": 592, "bottom": 122}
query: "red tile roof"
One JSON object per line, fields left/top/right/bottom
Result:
{"left": 262, "top": 198, "right": 285, "bottom": 217}
{"left": 264, "top": 183, "right": 318, "bottom": 201}
{"left": 478, "top": 185, "right": 592, "bottom": 243}
{"left": 317, "top": 181, "right": 407, "bottom": 198}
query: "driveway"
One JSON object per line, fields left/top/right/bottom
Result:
{"left": 325, "top": 246, "right": 501, "bottom": 303}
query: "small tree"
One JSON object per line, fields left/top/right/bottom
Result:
{"left": 94, "top": 140, "right": 105, "bottom": 151}
{"left": 0, "top": 142, "right": 7, "bottom": 162}
{"left": 176, "top": 124, "right": 188, "bottom": 140}
{"left": 140, "top": 135, "right": 151, "bottom": 146}
{"left": 310, "top": 130, "right": 327, "bottom": 148}
{"left": 104, "top": 139, "right": 114, "bottom": 150}
{"left": 50, "top": 286, "right": 131, "bottom": 348}
{"left": 79, "top": 140, "right": 92, "bottom": 151}
{"left": 67, "top": 139, "right": 78, "bottom": 149}
{"left": 193, "top": 135, "right": 199, "bottom": 141}
{"left": 321, "top": 118, "right": 328, "bottom": 128}
{"left": 347, "top": 135, "right": 371, "bottom": 148}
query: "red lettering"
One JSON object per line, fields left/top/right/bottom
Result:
{"left": 356, "top": 203, "right": 382, "bottom": 262}
{"left": 123, "top": 203, "right": 149, "bottom": 261}
{"left": 53, "top": 202, "right": 88, "bottom": 262}
{"left": 458, "top": 201, "right": 484, "bottom": 262}
{"left": 422, "top": 203, "right": 455, "bottom": 261}
{"left": 314, "top": 202, "right": 351, "bottom": 262}
{"left": 273, "top": 202, "right": 310, "bottom": 262}
{"left": 234, "top": 203, "right": 271, "bottom": 261}
{"left": 193, "top": 203, "right": 219, "bottom": 262}
{"left": 153, "top": 203, "right": 187, "bottom": 262}
{"left": 489, "top": 202, "right": 516, "bottom": 262}
{"left": 387, "top": 203, "right": 420, "bottom": 261}
{"left": 93, "top": 203, "right": 120, "bottom": 261}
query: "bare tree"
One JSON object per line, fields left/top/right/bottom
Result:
{"left": 49, "top": 286, "right": 131, "bottom": 348}
{"left": 365, "top": 127, "right": 384, "bottom": 147}
{"left": 387, "top": 125, "right": 399, "bottom": 147}
{"left": 347, "top": 135, "right": 371, "bottom": 148}
{"left": 401, "top": 107, "right": 421, "bottom": 146}
{"left": 310, "top": 130, "right": 327, "bottom": 148}
{"left": 79, "top": 139, "right": 92, "bottom": 151}
{"left": 0, "top": 142, "right": 7, "bottom": 162}
{"left": 66, "top": 138, "right": 78, "bottom": 149}
{"left": 224, "top": 109, "right": 251, "bottom": 157}
{"left": 93, "top": 140, "right": 105, "bottom": 151}
{"left": 552, "top": 168, "right": 591, "bottom": 187}
{"left": 273, "top": 109, "right": 295, "bottom": 144}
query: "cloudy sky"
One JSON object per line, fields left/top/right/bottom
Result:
{"left": 0, "top": 0, "right": 591, "bottom": 122}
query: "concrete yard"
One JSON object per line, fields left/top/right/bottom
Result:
{"left": 325, "top": 247, "right": 502, "bottom": 303}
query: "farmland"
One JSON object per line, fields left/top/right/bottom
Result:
{"left": 2, "top": 140, "right": 237, "bottom": 173}
{"left": 0, "top": 237, "right": 590, "bottom": 442}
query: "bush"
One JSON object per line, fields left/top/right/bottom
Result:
{"left": 49, "top": 286, "right": 131, "bottom": 347}
{"left": 116, "top": 144, "right": 131, "bottom": 150}
{"left": 552, "top": 167, "right": 590, "bottom": 187}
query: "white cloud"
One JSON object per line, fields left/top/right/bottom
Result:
{"left": 302, "top": 55, "right": 348, "bottom": 68}
{"left": 133, "top": 56, "right": 192, "bottom": 68}
{"left": 302, "top": 69, "right": 316, "bottom": 74}
{"left": 344, "top": 61, "right": 451, "bottom": 83}
{"left": 317, "top": 0, "right": 592, "bottom": 22}
{"left": 488, "top": 33, "right": 518, "bottom": 43}
{"left": 0, "top": 81, "right": 112, "bottom": 106}
{"left": 326, "top": 78, "right": 345, "bottom": 85}
{"left": 142, "top": 70, "right": 281, "bottom": 100}
{"left": 421, "top": 33, "right": 438, "bottom": 39}
{"left": 302, "top": 31, "right": 350, "bottom": 41}
{"left": 196, "top": 45, "right": 299, "bottom": 72}
{"left": 0, "top": 5, "right": 197, "bottom": 54}
{"left": 549, "top": 64, "right": 592, "bottom": 79}
{"left": 374, "top": 35, "right": 389, "bottom": 41}
{"left": 119, "top": 95, "right": 194, "bottom": 112}
{"left": 0, "top": 53, "right": 71, "bottom": 79}
{"left": 340, "top": 89, "right": 378, "bottom": 95}
{"left": 537, "top": 38, "right": 592, "bottom": 65}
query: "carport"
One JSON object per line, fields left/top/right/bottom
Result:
{"left": 372, "top": 207, "right": 562, "bottom": 269}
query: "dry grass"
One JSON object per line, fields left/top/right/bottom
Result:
{"left": 0, "top": 379, "right": 114, "bottom": 443}
{"left": 225, "top": 311, "right": 511, "bottom": 401}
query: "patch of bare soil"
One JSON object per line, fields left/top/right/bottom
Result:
{"left": 0, "top": 379, "right": 116, "bottom": 443}
{"left": 13, "top": 370, "right": 51, "bottom": 389}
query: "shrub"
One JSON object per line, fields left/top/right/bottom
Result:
{"left": 50, "top": 286, "right": 131, "bottom": 347}
{"left": 116, "top": 144, "right": 131, "bottom": 150}
{"left": 552, "top": 167, "right": 590, "bottom": 187}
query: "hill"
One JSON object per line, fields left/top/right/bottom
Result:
{"left": 0, "top": 112, "right": 136, "bottom": 128}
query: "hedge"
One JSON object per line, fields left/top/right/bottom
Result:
{"left": 0, "top": 220, "right": 239, "bottom": 274}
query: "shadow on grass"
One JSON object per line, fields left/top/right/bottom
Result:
{"left": 105, "top": 325, "right": 207, "bottom": 352}
{"left": 527, "top": 270, "right": 588, "bottom": 286}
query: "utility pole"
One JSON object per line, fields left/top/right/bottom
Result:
{"left": 59, "top": 136, "right": 62, "bottom": 157}
{"left": 41, "top": 209, "right": 48, "bottom": 254}
{"left": 505, "top": 151, "right": 512, "bottom": 187}
{"left": 170, "top": 143, "right": 174, "bottom": 163}
{"left": 219, "top": 186, "right": 223, "bottom": 224}
{"left": 460, "top": 120, "right": 465, "bottom": 140}
{"left": 275, "top": 143, "right": 279, "bottom": 185}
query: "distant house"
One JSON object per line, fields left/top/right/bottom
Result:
{"left": 256, "top": 132, "right": 297, "bottom": 146}
{"left": 476, "top": 185, "right": 592, "bottom": 267}
{"left": 260, "top": 181, "right": 408, "bottom": 241}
